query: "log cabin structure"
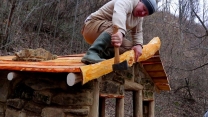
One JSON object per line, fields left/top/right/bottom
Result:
{"left": 0, "top": 37, "right": 170, "bottom": 117}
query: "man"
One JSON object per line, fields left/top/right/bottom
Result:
{"left": 81, "top": 0, "right": 157, "bottom": 64}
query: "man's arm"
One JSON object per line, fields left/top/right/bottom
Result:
{"left": 131, "top": 18, "right": 144, "bottom": 61}
{"left": 111, "top": 0, "right": 135, "bottom": 47}
{"left": 112, "top": 0, "right": 134, "bottom": 36}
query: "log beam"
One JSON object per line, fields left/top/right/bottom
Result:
{"left": 66, "top": 37, "right": 161, "bottom": 86}
{"left": 80, "top": 37, "right": 161, "bottom": 84}
{"left": 66, "top": 73, "right": 82, "bottom": 86}
{"left": 125, "top": 80, "right": 143, "bottom": 91}
{"left": 99, "top": 94, "right": 124, "bottom": 98}
{"left": 7, "top": 72, "right": 17, "bottom": 81}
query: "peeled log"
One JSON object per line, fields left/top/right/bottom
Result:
{"left": 80, "top": 37, "right": 161, "bottom": 84}
{"left": 138, "top": 37, "right": 161, "bottom": 62}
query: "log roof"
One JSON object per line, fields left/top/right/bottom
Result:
{"left": 0, "top": 53, "right": 170, "bottom": 91}
{"left": 141, "top": 52, "right": 171, "bottom": 91}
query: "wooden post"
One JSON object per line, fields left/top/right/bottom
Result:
{"left": 115, "top": 98, "right": 124, "bottom": 117}
{"left": 133, "top": 90, "right": 143, "bottom": 117}
{"left": 149, "top": 93, "right": 155, "bottom": 117}
{"left": 89, "top": 79, "right": 100, "bottom": 117}
{"left": 99, "top": 97, "right": 106, "bottom": 117}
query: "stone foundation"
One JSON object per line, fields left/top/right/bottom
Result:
{"left": 0, "top": 63, "right": 155, "bottom": 117}
{"left": 0, "top": 71, "right": 94, "bottom": 117}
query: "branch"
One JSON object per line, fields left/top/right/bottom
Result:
{"left": 167, "top": 62, "right": 208, "bottom": 71}
{"left": 192, "top": 9, "right": 208, "bottom": 37}
{"left": 4, "top": 0, "right": 16, "bottom": 39}
{"left": 192, "top": 10, "right": 208, "bottom": 31}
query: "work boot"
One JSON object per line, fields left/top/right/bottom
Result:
{"left": 81, "top": 32, "right": 113, "bottom": 64}
{"left": 103, "top": 47, "right": 114, "bottom": 59}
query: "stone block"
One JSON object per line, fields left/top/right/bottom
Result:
{"left": 143, "top": 90, "right": 154, "bottom": 100}
{"left": 70, "top": 80, "right": 94, "bottom": 91}
{"left": 102, "top": 72, "right": 124, "bottom": 85}
{"left": 112, "top": 74, "right": 125, "bottom": 84}
{"left": 24, "top": 101, "right": 43, "bottom": 114}
{"left": 52, "top": 90, "right": 93, "bottom": 106}
{"left": 64, "top": 109, "right": 89, "bottom": 116}
{"left": 12, "top": 83, "right": 34, "bottom": 100}
{"left": 0, "top": 103, "right": 4, "bottom": 113}
{"left": 33, "top": 90, "right": 53, "bottom": 104}
{"left": 41, "top": 107, "right": 65, "bottom": 117}
{"left": 25, "top": 77, "right": 59, "bottom": 91}
{"left": 134, "top": 63, "right": 144, "bottom": 83}
{"left": 7, "top": 98, "right": 25, "bottom": 109}
{"left": 123, "top": 66, "right": 134, "bottom": 80}
{"left": 25, "top": 73, "right": 70, "bottom": 91}
{"left": 0, "top": 78, "right": 10, "bottom": 102}
{"left": 5, "top": 108, "right": 26, "bottom": 117}
{"left": 140, "top": 78, "right": 154, "bottom": 90}
{"left": 100, "top": 80, "right": 124, "bottom": 95}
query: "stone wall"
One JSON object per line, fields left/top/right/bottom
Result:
{"left": 0, "top": 63, "right": 155, "bottom": 117}
{"left": 0, "top": 71, "right": 95, "bottom": 117}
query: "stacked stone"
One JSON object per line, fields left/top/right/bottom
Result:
{"left": 0, "top": 71, "right": 94, "bottom": 117}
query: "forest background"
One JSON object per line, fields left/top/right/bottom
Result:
{"left": 0, "top": 0, "right": 208, "bottom": 117}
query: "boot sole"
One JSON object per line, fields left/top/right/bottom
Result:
{"left": 81, "top": 58, "right": 105, "bottom": 65}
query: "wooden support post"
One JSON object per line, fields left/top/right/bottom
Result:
{"left": 149, "top": 93, "right": 155, "bottom": 117}
{"left": 133, "top": 90, "right": 143, "bottom": 117}
{"left": 89, "top": 79, "right": 100, "bottom": 117}
{"left": 66, "top": 73, "right": 82, "bottom": 86}
{"left": 99, "top": 97, "right": 106, "bottom": 117}
{"left": 7, "top": 72, "right": 17, "bottom": 81}
{"left": 115, "top": 98, "right": 124, "bottom": 117}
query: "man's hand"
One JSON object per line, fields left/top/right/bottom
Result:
{"left": 132, "top": 44, "right": 143, "bottom": 62}
{"left": 111, "top": 31, "right": 123, "bottom": 47}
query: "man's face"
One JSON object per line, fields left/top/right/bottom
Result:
{"left": 133, "top": 2, "right": 149, "bottom": 17}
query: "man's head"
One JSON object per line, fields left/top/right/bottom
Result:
{"left": 141, "top": 0, "right": 157, "bottom": 15}
{"left": 133, "top": 0, "right": 157, "bottom": 17}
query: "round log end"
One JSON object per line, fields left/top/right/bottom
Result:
{"left": 67, "top": 73, "right": 76, "bottom": 86}
{"left": 7, "top": 72, "right": 15, "bottom": 81}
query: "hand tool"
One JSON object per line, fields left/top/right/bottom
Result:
{"left": 112, "top": 25, "right": 128, "bottom": 71}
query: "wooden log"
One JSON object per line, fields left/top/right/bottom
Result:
{"left": 115, "top": 98, "right": 124, "bottom": 117}
{"left": 7, "top": 72, "right": 17, "bottom": 81}
{"left": 99, "top": 97, "right": 106, "bottom": 117}
{"left": 138, "top": 37, "right": 161, "bottom": 62}
{"left": 124, "top": 80, "right": 143, "bottom": 91}
{"left": 66, "top": 73, "right": 82, "bottom": 86}
{"left": 89, "top": 80, "right": 100, "bottom": 117}
{"left": 0, "top": 56, "right": 84, "bottom": 73}
{"left": 0, "top": 64, "right": 81, "bottom": 73}
{"left": 65, "top": 37, "right": 161, "bottom": 86}
{"left": 149, "top": 94, "right": 155, "bottom": 117}
{"left": 133, "top": 90, "right": 143, "bottom": 117}
{"left": 80, "top": 37, "right": 161, "bottom": 84}
{"left": 99, "top": 94, "right": 124, "bottom": 98}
